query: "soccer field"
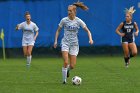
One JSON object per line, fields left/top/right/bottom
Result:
{"left": 0, "top": 56, "right": 140, "bottom": 93}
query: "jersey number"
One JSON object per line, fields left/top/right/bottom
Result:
{"left": 127, "top": 29, "right": 131, "bottom": 33}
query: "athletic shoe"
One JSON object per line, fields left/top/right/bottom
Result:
{"left": 26, "top": 64, "right": 30, "bottom": 68}
{"left": 67, "top": 69, "right": 70, "bottom": 78}
{"left": 125, "top": 63, "right": 129, "bottom": 68}
{"left": 62, "top": 81, "right": 67, "bottom": 84}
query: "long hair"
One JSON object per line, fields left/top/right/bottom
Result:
{"left": 124, "top": 6, "right": 136, "bottom": 16}
{"left": 72, "top": 1, "right": 89, "bottom": 11}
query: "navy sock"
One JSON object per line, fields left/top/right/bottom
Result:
{"left": 130, "top": 54, "right": 134, "bottom": 58}
{"left": 124, "top": 57, "right": 129, "bottom": 63}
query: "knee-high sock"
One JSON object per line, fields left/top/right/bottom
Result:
{"left": 62, "top": 67, "right": 67, "bottom": 82}
{"left": 124, "top": 57, "right": 129, "bottom": 63}
{"left": 130, "top": 54, "right": 134, "bottom": 58}
{"left": 27, "top": 55, "right": 32, "bottom": 65}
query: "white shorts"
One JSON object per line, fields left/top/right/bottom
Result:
{"left": 22, "top": 41, "right": 35, "bottom": 46}
{"left": 61, "top": 43, "right": 79, "bottom": 56}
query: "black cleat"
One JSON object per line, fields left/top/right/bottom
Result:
{"left": 67, "top": 69, "right": 70, "bottom": 78}
{"left": 62, "top": 81, "right": 67, "bottom": 84}
{"left": 125, "top": 59, "right": 131, "bottom": 68}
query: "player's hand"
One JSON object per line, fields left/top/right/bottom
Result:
{"left": 89, "top": 39, "right": 93, "bottom": 45}
{"left": 120, "top": 33, "right": 125, "bottom": 37}
{"left": 15, "top": 24, "right": 19, "bottom": 30}
{"left": 54, "top": 42, "right": 57, "bottom": 48}
{"left": 135, "top": 32, "right": 139, "bottom": 36}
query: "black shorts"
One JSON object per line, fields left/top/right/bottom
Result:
{"left": 121, "top": 36, "right": 134, "bottom": 43}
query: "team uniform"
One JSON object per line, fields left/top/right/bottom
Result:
{"left": 121, "top": 21, "right": 135, "bottom": 43}
{"left": 59, "top": 17, "right": 86, "bottom": 56}
{"left": 18, "top": 21, "right": 39, "bottom": 46}
{"left": 59, "top": 17, "right": 86, "bottom": 83}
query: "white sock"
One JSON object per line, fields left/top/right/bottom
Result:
{"left": 67, "top": 64, "right": 71, "bottom": 71}
{"left": 27, "top": 55, "right": 32, "bottom": 65}
{"left": 62, "top": 67, "right": 67, "bottom": 82}
{"left": 29, "top": 55, "right": 32, "bottom": 64}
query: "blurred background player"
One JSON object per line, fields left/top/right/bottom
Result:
{"left": 116, "top": 6, "right": 139, "bottom": 67}
{"left": 16, "top": 11, "right": 39, "bottom": 66}
{"left": 54, "top": 1, "right": 93, "bottom": 84}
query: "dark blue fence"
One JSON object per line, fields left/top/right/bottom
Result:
{"left": 0, "top": 0, "right": 140, "bottom": 48}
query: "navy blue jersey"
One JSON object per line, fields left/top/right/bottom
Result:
{"left": 121, "top": 21, "right": 135, "bottom": 43}
{"left": 122, "top": 21, "right": 134, "bottom": 37}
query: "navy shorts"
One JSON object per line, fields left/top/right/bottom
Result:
{"left": 121, "top": 36, "right": 134, "bottom": 43}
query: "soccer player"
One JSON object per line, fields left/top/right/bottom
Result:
{"left": 116, "top": 6, "right": 139, "bottom": 67}
{"left": 16, "top": 11, "right": 39, "bottom": 66}
{"left": 54, "top": 2, "right": 93, "bottom": 84}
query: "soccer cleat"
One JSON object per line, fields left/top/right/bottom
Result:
{"left": 67, "top": 69, "right": 70, "bottom": 78}
{"left": 62, "top": 81, "right": 67, "bottom": 84}
{"left": 125, "top": 59, "right": 131, "bottom": 68}
{"left": 125, "top": 63, "right": 129, "bottom": 68}
{"left": 26, "top": 63, "right": 30, "bottom": 66}
{"left": 26, "top": 64, "right": 30, "bottom": 68}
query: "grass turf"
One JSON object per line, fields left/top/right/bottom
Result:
{"left": 0, "top": 56, "right": 140, "bottom": 93}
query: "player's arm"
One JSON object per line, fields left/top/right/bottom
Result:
{"left": 78, "top": 18, "right": 93, "bottom": 45}
{"left": 15, "top": 23, "right": 23, "bottom": 31}
{"left": 134, "top": 22, "right": 139, "bottom": 36}
{"left": 83, "top": 26, "right": 93, "bottom": 45}
{"left": 34, "top": 31, "right": 39, "bottom": 41}
{"left": 116, "top": 22, "right": 125, "bottom": 37}
{"left": 54, "top": 18, "right": 64, "bottom": 48}
{"left": 34, "top": 24, "right": 39, "bottom": 41}
{"left": 54, "top": 26, "right": 62, "bottom": 48}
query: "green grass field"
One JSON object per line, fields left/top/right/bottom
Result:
{"left": 0, "top": 56, "right": 140, "bottom": 93}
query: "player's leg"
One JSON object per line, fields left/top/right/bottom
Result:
{"left": 23, "top": 46, "right": 28, "bottom": 56}
{"left": 22, "top": 44, "right": 30, "bottom": 66}
{"left": 67, "top": 45, "right": 79, "bottom": 77}
{"left": 69, "top": 54, "right": 76, "bottom": 69}
{"left": 62, "top": 51, "right": 69, "bottom": 84}
{"left": 67, "top": 55, "right": 77, "bottom": 77}
{"left": 26, "top": 45, "right": 33, "bottom": 65}
{"left": 128, "top": 42, "right": 137, "bottom": 58}
{"left": 61, "top": 43, "right": 69, "bottom": 84}
{"left": 122, "top": 43, "right": 130, "bottom": 67}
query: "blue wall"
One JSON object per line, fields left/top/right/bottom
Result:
{"left": 0, "top": 0, "right": 140, "bottom": 48}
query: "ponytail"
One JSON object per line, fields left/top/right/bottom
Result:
{"left": 73, "top": 1, "right": 88, "bottom": 11}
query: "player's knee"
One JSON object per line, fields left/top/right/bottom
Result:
{"left": 27, "top": 50, "right": 31, "bottom": 56}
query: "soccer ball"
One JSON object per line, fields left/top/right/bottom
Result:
{"left": 72, "top": 76, "right": 82, "bottom": 85}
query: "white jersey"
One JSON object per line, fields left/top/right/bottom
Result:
{"left": 18, "top": 21, "right": 39, "bottom": 44}
{"left": 59, "top": 17, "right": 86, "bottom": 45}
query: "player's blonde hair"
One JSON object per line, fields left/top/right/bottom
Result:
{"left": 72, "top": 1, "right": 88, "bottom": 10}
{"left": 124, "top": 6, "right": 136, "bottom": 16}
{"left": 68, "top": 1, "right": 88, "bottom": 13}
